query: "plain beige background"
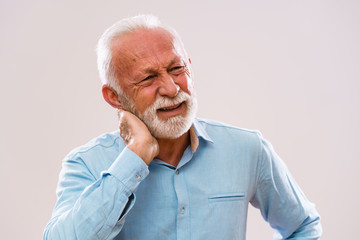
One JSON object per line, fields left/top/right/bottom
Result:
{"left": 1, "top": 0, "right": 359, "bottom": 239}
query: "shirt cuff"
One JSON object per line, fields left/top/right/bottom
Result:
{"left": 107, "top": 147, "right": 149, "bottom": 193}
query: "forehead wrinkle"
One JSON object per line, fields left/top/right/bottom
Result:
{"left": 112, "top": 28, "right": 186, "bottom": 79}
{"left": 145, "top": 55, "right": 179, "bottom": 71}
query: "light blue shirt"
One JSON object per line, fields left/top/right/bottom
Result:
{"left": 44, "top": 118, "right": 322, "bottom": 239}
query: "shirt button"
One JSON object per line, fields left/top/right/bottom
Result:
{"left": 180, "top": 207, "right": 185, "bottom": 214}
{"left": 175, "top": 169, "right": 179, "bottom": 175}
{"left": 135, "top": 174, "right": 141, "bottom": 181}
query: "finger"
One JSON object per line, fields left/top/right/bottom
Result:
{"left": 117, "top": 108, "right": 124, "bottom": 120}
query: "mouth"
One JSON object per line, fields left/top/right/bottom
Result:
{"left": 158, "top": 102, "right": 184, "bottom": 112}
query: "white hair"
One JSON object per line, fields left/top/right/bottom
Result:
{"left": 96, "top": 14, "right": 189, "bottom": 95}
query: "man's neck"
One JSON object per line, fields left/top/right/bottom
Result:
{"left": 156, "top": 131, "right": 190, "bottom": 167}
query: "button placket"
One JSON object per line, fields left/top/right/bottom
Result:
{"left": 174, "top": 167, "right": 190, "bottom": 240}
{"left": 173, "top": 146, "right": 193, "bottom": 240}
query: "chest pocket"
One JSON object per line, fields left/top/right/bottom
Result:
{"left": 204, "top": 192, "right": 247, "bottom": 239}
{"left": 208, "top": 192, "right": 245, "bottom": 203}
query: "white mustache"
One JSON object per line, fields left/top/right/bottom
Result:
{"left": 152, "top": 91, "right": 189, "bottom": 110}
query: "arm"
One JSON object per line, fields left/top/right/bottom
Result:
{"left": 43, "top": 147, "right": 148, "bottom": 240}
{"left": 250, "top": 135, "right": 322, "bottom": 239}
{"left": 44, "top": 110, "right": 159, "bottom": 239}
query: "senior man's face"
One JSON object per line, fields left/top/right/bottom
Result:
{"left": 111, "top": 28, "right": 197, "bottom": 139}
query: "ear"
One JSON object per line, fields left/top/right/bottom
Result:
{"left": 102, "top": 85, "right": 123, "bottom": 109}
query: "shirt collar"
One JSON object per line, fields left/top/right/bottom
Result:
{"left": 190, "top": 118, "right": 214, "bottom": 152}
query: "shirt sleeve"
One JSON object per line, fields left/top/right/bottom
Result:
{"left": 250, "top": 134, "right": 322, "bottom": 239}
{"left": 43, "top": 147, "right": 149, "bottom": 240}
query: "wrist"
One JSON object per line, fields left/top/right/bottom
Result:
{"left": 128, "top": 139, "right": 158, "bottom": 165}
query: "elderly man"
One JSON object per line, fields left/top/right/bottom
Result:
{"left": 44, "top": 15, "right": 322, "bottom": 239}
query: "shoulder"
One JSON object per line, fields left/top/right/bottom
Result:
{"left": 57, "top": 130, "right": 124, "bottom": 180}
{"left": 195, "top": 118, "right": 262, "bottom": 143}
{"left": 66, "top": 130, "right": 123, "bottom": 160}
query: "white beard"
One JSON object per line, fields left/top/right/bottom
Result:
{"left": 119, "top": 90, "right": 197, "bottom": 139}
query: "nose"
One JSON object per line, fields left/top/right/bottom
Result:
{"left": 158, "top": 74, "right": 179, "bottom": 97}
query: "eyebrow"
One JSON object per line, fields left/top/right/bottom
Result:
{"left": 142, "top": 57, "right": 181, "bottom": 74}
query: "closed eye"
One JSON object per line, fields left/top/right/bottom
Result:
{"left": 135, "top": 75, "right": 156, "bottom": 86}
{"left": 172, "top": 66, "right": 183, "bottom": 70}
{"left": 169, "top": 66, "right": 185, "bottom": 74}
{"left": 142, "top": 75, "right": 156, "bottom": 81}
